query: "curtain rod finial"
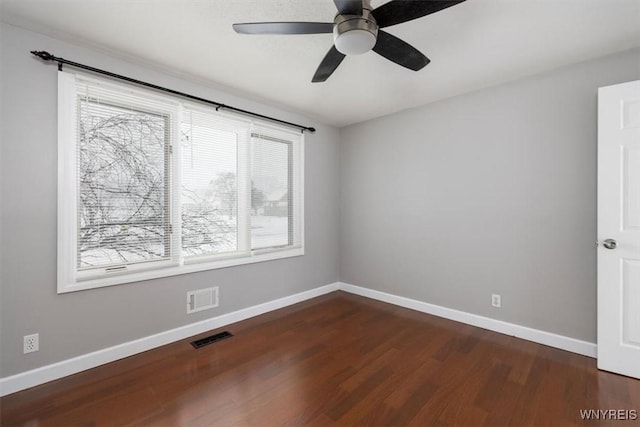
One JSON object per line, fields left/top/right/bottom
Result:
{"left": 31, "top": 50, "right": 55, "bottom": 61}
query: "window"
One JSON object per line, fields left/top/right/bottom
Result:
{"left": 58, "top": 72, "right": 304, "bottom": 292}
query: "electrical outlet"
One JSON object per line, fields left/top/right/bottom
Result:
{"left": 491, "top": 294, "right": 501, "bottom": 308}
{"left": 24, "top": 333, "right": 39, "bottom": 354}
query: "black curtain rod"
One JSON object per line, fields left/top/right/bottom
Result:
{"left": 30, "top": 50, "right": 316, "bottom": 133}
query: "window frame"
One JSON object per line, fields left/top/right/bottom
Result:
{"left": 57, "top": 72, "right": 304, "bottom": 293}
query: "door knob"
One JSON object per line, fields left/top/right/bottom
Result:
{"left": 602, "top": 239, "right": 617, "bottom": 250}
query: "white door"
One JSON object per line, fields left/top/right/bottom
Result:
{"left": 598, "top": 80, "right": 640, "bottom": 379}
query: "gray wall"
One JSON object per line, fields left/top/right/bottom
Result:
{"left": 2, "top": 21, "right": 639, "bottom": 381}
{"left": 340, "top": 48, "right": 640, "bottom": 343}
{"left": 0, "top": 23, "right": 341, "bottom": 377}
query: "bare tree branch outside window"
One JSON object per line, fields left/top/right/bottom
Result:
{"left": 78, "top": 100, "right": 296, "bottom": 269}
{"left": 78, "top": 101, "right": 169, "bottom": 268}
{"left": 79, "top": 101, "right": 242, "bottom": 266}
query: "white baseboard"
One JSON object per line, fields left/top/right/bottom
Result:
{"left": 0, "top": 281, "right": 597, "bottom": 397}
{"left": 0, "top": 282, "right": 340, "bottom": 397}
{"left": 337, "top": 282, "right": 597, "bottom": 358}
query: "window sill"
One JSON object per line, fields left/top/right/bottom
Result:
{"left": 58, "top": 247, "right": 304, "bottom": 293}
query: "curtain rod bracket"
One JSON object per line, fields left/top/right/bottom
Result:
{"left": 30, "top": 50, "right": 316, "bottom": 134}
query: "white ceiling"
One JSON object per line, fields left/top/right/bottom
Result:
{"left": 2, "top": 0, "right": 639, "bottom": 127}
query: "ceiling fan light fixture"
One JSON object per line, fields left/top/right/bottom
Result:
{"left": 334, "top": 29, "right": 377, "bottom": 55}
{"left": 232, "top": 0, "right": 468, "bottom": 82}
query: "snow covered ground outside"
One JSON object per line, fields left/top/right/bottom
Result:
{"left": 251, "top": 215, "right": 289, "bottom": 249}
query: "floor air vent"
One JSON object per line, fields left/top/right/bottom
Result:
{"left": 191, "top": 331, "right": 233, "bottom": 349}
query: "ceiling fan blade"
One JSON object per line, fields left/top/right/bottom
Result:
{"left": 233, "top": 22, "right": 334, "bottom": 35}
{"left": 372, "top": 0, "right": 466, "bottom": 28}
{"left": 333, "top": 0, "right": 363, "bottom": 15}
{"left": 372, "top": 30, "right": 430, "bottom": 71}
{"left": 312, "top": 46, "right": 346, "bottom": 82}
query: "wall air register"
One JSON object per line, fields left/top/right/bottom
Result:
{"left": 191, "top": 331, "right": 234, "bottom": 349}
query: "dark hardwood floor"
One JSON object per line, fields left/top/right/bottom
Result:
{"left": 1, "top": 291, "right": 639, "bottom": 426}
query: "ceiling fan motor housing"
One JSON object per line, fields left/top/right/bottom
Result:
{"left": 333, "top": 8, "right": 378, "bottom": 55}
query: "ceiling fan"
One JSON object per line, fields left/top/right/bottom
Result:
{"left": 233, "top": 0, "right": 466, "bottom": 82}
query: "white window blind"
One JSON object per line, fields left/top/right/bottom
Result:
{"left": 251, "top": 133, "right": 293, "bottom": 249}
{"left": 180, "top": 106, "right": 249, "bottom": 259}
{"left": 74, "top": 76, "right": 178, "bottom": 272}
{"left": 58, "top": 71, "right": 304, "bottom": 293}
